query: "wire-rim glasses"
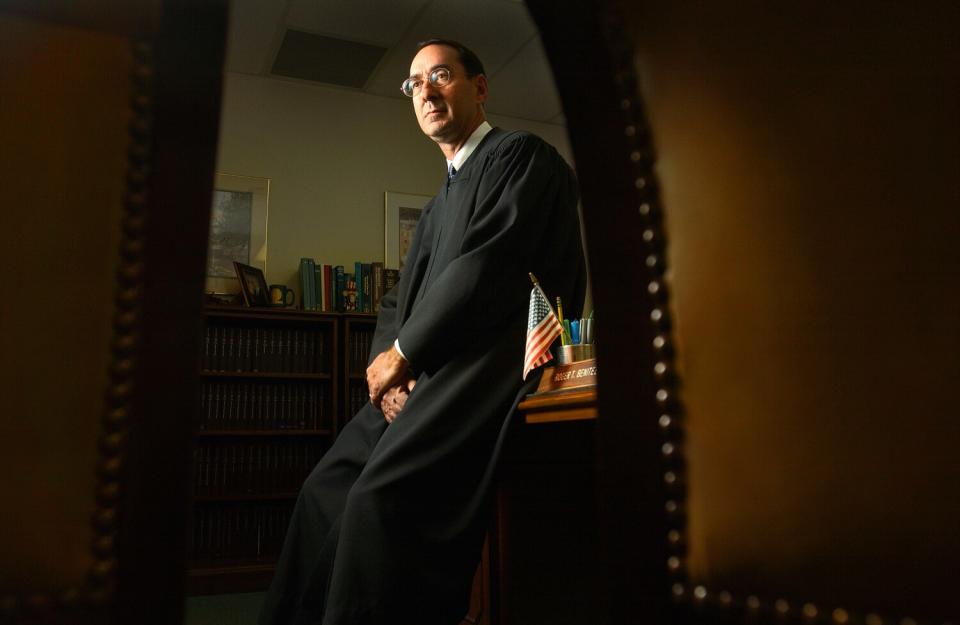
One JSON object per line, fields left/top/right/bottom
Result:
{"left": 401, "top": 66, "right": 454, "bottom": 97}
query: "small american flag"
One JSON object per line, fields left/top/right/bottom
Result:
{"left": 523, "top": 283, "right": 562, "bottom": 380}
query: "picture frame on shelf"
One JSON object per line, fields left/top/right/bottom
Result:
{"left": 384, "top": 191, "right": 432, "bottom": 270}
{"left": 233, "top": 261, "right": 270, "bottom": 307}
{"left": 206, "top": 173, "right": 270, "bottom": 294}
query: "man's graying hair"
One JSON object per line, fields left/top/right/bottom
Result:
{"left": 416, "top": 38, "right": 486, "bottom": 77}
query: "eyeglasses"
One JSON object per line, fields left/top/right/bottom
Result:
{"left": 401, "top": 66, "right": 453, "bottom": 97}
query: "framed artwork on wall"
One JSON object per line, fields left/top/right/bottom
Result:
{"left": 206, "top": 173, "right": 270, "bottom": 294}
{"left": 385, "top": 191, "right": 432, "bottom": 270}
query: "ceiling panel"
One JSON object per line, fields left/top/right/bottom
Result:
{"left": 222, "top": 0, "right": 566, "bottom": 126}
{"left": 485, "top": 36, "right": 562, "bottom": 122}
{"left": 285, "top": 0, "right": 429, "bottom": 46}
{"left": 271, "top": 30, "right": 387, "bottom": 88}
{"left": 363, "top": 0, "right": 538, "bottom": 99}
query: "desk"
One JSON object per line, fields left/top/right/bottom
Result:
{"left": 491, "top": 384, "right": 601, "bottom": 625}
{"left": 518, "top": 386, "right": 597, "bottom": 424}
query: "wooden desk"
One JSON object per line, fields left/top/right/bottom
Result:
{"left": 492, "top": 384, "right": 601, "bottom": 625}
{"left": 518, "top": 386, "right": 597, "bottom": 424}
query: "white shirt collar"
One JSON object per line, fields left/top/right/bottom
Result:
{"left": 447, "top": 121, "right": 493, "bottom": 173}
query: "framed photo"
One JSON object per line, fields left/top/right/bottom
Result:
{"left": 206, "top": 173, "right": 270, "bottom": 293}
{"left": 233, "top": 261, "right": 270, "bottom": 307}
{"left": 385, "top": 191, "right": 432, "bottom": 270}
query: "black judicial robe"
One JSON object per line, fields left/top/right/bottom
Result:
{"left": 260, "top": 128, "right": 586, "bottom": 625}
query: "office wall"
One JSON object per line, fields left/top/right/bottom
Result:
{"left": 215, "top": 72, "right": 574, "bottom": 290}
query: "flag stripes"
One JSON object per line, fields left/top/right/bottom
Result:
{"left": 523, "top": 284, "right": 562, "bottom": 380}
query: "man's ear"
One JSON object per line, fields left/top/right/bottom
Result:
{"left": 475, "top": 74, "right": 489, "bottom": 103}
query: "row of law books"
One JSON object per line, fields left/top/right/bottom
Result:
{"left": 188, "top": 501, "right": 293, "bottom": 562}
{"left": 199, "top": 381, "right": 329, "bottom": 431}
{"left": 348, "top": 329, "right": 375, "bottom": 375}
{"left": 202, "top": 325, "right": 327, "bottom": 374}
{"left": 194, "top": 440, "right": 324, "bottom": 497}
{"left": 299, "top": 258, "right": 400, "bottom": 314}
{"left": 347, "top": 382, "right": 370, "bottom": 420}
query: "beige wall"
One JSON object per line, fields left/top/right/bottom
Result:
{"left": 215, "top": 72, "right": 574, "bottom": 290}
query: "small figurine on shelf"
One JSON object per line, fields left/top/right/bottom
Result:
{"left": 343, "top": 277, "right": 358, "bottom": 312}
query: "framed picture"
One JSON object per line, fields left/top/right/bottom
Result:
{"left": 385, "top": 191, "right": 432, "bottom": 270}
{"left": 206, "top": 173, "right": 270, "bottom": 293}
{"left": 233, "top": 261, "right": 270, "bottom": 307}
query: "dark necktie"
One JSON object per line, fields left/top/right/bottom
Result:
{"left": 446, "top": 164, "right": 457, "bottom": 190}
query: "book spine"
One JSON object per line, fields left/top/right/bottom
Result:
{"left": 354, "top": 261, "right": 363, "bottom": 313}
{"left": 384, "top": 268, "right": 399, "bottom": 294}
{"left": 308, "top": 258, "right": 318, "bottom": 310}
{"left": 299, "top": 258, "right": 311, "bottom": 310}
{"left": 361, "top": 263, "right": 371, "bottom": 313}
{"left": 304, "top": 258, "right": 315, "bottom": 310}
{"left": 313, "top": 265, "right": 327, "bottom": 311}
{"left": 334, "top": 266, "right": 345, "bottom": 312}
{"left": 372, "top": 262, "right": 384, "bottom": 313}
{"left": 323, "top": 265, "right": 333, "bottom": 311}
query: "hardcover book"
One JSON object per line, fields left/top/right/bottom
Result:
{"left": 314, "top": 264, "right": 323, "bottom": 312}
{"left": 334, "top": 266, "right": 345, "bottom": 312}
{"left": 361, "top": 263, "right": 372, "bottom": 313}
{"left": 307, "top": 258, "right": 317, "bottom": 310}
{"left": 384, "top": 268, "right": 400, "bottom": 294}
{"left": 299, "top": 258, "right": 311, "bottom": 310}
{"left": 372, "top": 262, "right": 384, "bottom": 313}
{"left": 323, "top": 264, "right": 333, "bottom": 311}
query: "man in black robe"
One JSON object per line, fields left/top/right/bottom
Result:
{"left": 260, "top": 39, "right": 586, "bottom": 625}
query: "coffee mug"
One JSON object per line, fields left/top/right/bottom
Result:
{"left": 269, "top": 284, "right": 295, "bottom": 307}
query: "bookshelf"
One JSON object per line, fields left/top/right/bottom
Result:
{"left": 188, "top": 308, "right": 495, "bottom": 614}
{"left": 187, "top": 306, "right": 338, "bottom": 595}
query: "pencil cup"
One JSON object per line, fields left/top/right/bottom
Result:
{"left": 557, "top": 344, "right": 594, "bottom": 364}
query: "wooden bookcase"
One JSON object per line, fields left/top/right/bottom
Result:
{"left": 187, "top": 307, "right": 495, "bottom": 619}
{"left": 186, "top": 307, "right": 385, "bottom": 595}
{"left": 187, "top": 306, "right": 338, "bottom": 595}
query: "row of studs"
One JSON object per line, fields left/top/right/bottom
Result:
{"left": 679, "top": 585, "right": 950, "bottom": 625}
{"left": 599, "top": 3, "right": 689, "bottom": 597}
{"left": 85, "top": 38, "right": 155, "bottom": 607}
{"left": 599, "top": 10, "right": 949, "bottom": 625}
{"left": 0, "top": 40, "right": 155, "bottom": 619}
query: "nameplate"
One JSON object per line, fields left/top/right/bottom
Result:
{"left": 536, "top": 358, "right": 598, "bottom": 393}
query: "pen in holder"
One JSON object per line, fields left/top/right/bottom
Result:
{"left": 558, "top": 343, "right": 594, "bottom": 364}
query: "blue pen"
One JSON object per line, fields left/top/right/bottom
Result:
{"left": 571, "top": 319, "right": 580, "bottom": 345}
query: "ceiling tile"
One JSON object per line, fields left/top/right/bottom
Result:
{"left": 223, "top": 0, "right": 562, "bottom": 123}
{"left": 271, "top": 30, "right": 387, "bottom": 88}
{"left": 286, "top": 0, "right": 430, "bottom": 46}
{"left": 364, "top": 0, "right": 538, "bottom": 98}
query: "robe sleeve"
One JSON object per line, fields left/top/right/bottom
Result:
{"left": 367, "top": 195, "right": 436, "bottom": 365}
{"left": 368, "top": 285, "right": 398, "bottom": 364}
{"left": 396, "top": 133, "right": 577, "bottom": 372}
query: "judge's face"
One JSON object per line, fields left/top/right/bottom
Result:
{"left": 408, "top": 44, "right": 488, "bottom": 149}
